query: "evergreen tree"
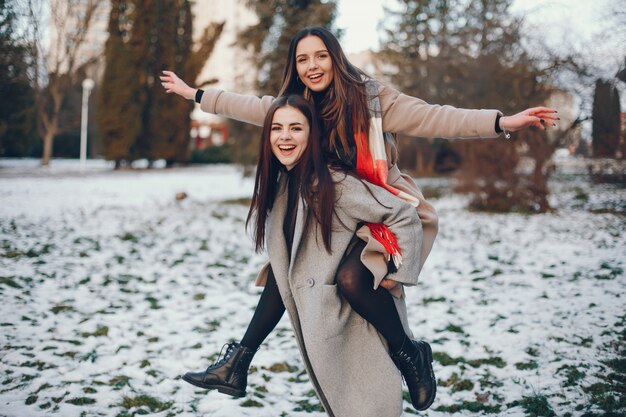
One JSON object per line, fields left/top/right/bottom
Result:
{"left": 592, "top": 79, "right": 621, "bottom": 158}
{"left": 380, "top": 0, "right": 553, "bottom": 212}
{"left": 0, "top": 0, "right": 39, "bottom": 156}
{"left": 98, "top": 0, "right": 143, "bottom": 168}
{"left": 105, "top": 0, "right": 222, "bottom": 166}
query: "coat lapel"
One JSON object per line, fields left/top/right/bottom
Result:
{"left": 288, "top": 195, "right": 309, "bottom": 278}
{"left": 266, "top": 176, "right": 289, "bottom": 284}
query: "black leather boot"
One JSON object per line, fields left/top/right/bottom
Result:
{"left": 182, "top": 342, "right": 256, "bottom": 397}
{"left": 390, "top": 338, "right": 437, "bottom": 411}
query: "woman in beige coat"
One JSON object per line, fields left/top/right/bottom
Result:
{"left": 162, "top": 26, "right": 557, "bottom": 411}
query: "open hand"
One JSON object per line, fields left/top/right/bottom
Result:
{"left": 500, "top": 107, "right": 558, "bottom": 132}
{"left": 160, "top": 70, "right": 196, "bottom": 100}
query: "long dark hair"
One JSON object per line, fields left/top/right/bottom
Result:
{"left": 246, "top": 95, "right": 336, "bottom": 253}
{"left": 277, "top": 26, "right": 370, "bottom": 161}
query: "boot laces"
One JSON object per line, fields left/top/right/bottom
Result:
{"left": 208, "top": 343, "right": 237, "bottom": 369}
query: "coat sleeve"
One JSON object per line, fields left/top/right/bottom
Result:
{"left": 334, "top": 174, "right": 422, "bottom": 287}
{"left": 199, "top": 88, "right": 276, "bottom": 127}
{"left": 377, "top": 81, "right": 502, "bottom": 139}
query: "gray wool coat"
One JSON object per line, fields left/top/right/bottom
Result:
{"left": 259, "top": 170, "right": 423, "bottom": 417}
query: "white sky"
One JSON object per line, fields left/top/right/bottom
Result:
{"left": 336, "top": 0, "right": 614, "bottom": 54}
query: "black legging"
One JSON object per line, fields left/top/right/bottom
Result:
{"left": 240, "top": 239, "right": 407, "bottom": 352}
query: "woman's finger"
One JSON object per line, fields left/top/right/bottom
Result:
{"left": 528, "top": 106, "right": 557, "bottom": 114}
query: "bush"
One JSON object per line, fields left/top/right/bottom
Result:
{"left": 189, "top": 144, "right": 233, "bottom": 164}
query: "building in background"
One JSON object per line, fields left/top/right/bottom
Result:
{"left": 190, "top": 0, "right": 258, "bottom": 148}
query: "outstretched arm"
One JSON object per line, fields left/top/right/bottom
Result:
{"left": 160, "top": 70, "right": 275, "bottom": 127}
{"left": 378, "top": 82, "right": 557, "bottom": 139}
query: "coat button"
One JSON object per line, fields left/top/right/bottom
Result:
{"left": 306, "top": 278, "right": 315, "bottom": 287}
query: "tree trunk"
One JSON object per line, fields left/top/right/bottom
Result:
{"left": 41, "top": 130, "right": 55, "bottom": 166}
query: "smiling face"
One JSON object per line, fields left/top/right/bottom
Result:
{"left": 295, "top": 35, "right": 334, "bottom": 92}
{"left": 270, "top": 106, "right": 310, "bottom": 170}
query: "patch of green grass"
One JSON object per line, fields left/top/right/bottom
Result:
{"left": 467, "top": 356, "right": 506, "bottom": 368}
{"left": 52, "top": 338, "right": 83, "bottom": 346}
{"left": 509, "top": 394, "right": 556, "bottom": 417}
{"left": 25, "top": 243, "right": 54, "bottom": 258}
{"left": 435, "top": 401, "right": 501, "bottom": 413}
{"left": 54, "top": 351, "right": 77, "bottom": 359}
{"left": 433, "top": 352, "right": 458, "bottom": 366}
{"left": 422, "top": 296, "right": 446, "bottom": 305}
{"left": 443, "top": 323, "right": 465, "bottom": 334}
{"left": 83, "top": 387, "right": 97, "bottom": 394}
{"left": 438, "top": 372, "right": 474, "bottom": 392}
{"left": 266, "top": 362, "right": 297, "bottom": 373}
{"left": 433, "top": 352, "right": 506, "bottom": 368}
{"left": 241, "top": 399, "right": 264, "bottom": 407}
{"left": 146, "top": 296, "right": 161, "bottom": 310}
{"left": 20, "top": 360, "right": 56, "bottom": 371}
{"left": 515, "top": 360, "right": 539, "bottom": 370}
{"left": 81, "top": 326, "right": 109, "bottom": 338}
{"left": 0, "top": 277, "right": 22, "bottom": 288}
{"left": 120, "top": 394, "right": 173, "bottom": 412}
{"left": 35, "top": 383, "right": 52, "bottom": 393}
{"left": 573, "top": 187, "right": 589, "bottom": 202}
{"left": 50, "top": 305, "right": 75, "bottom": 314}
{"left": 556, "top": 364, "right": 586, "bottom": 387}
{"left": 25, "top": 395, "right": 37, "bottom": 405}
{"left": 583, "top": 382, "right": 626, "bottom": 414}
{"left": 109, "top": 375, "right": 130, "bottom": 390}
{"left": 478, "top": 370, "right": 504, "bottom": 389}
{"left": 293, "top": 398, "right": 324, "bottom": 412}
{"left": 526, "top": 347, "right": 540, "bottom": 357}
{"left": 118, "top": 232, "right": 139, "bottom": 243}
{"left": 66, "top": 397, "right": 96, "bottom": 406}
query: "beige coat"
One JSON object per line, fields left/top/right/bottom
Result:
{"left": 200, "top": 80, "right": 501, "bottom": 273}
{"left": 263, "top": 171, "right": 422, "bottom": 417}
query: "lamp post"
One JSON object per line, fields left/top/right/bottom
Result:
{"left": 80, "top": 78, "right": 95, "bottom": 173}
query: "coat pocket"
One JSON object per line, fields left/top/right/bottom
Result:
{"left": 321, "top": 284, "right": 365, "bottom": 340}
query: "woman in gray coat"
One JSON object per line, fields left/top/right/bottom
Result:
{"left": 246, "top": 94, "right": 424, "bottom": 416}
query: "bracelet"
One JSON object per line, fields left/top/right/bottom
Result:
{"left": 194, "top": 89, "right": 204, "bottom": 104}
{"left": 495, "top": 114, "right": 512, "bottom": 139}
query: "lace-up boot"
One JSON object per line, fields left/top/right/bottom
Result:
{"left": 390, "top": 338, "right": 436, "bottom": 411}
{"left": 182, "top": 342, "right": 256, "bottom": 397}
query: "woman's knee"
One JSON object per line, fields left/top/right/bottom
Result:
{"left": 336, "top": 260, "right": 372, "bottom": 300}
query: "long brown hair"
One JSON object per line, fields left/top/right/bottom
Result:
{"left": 246, "top": 95, "right": 336, "bottom": 253}
{"left": 277, "top": 27, "right": 370, "bottom": 161}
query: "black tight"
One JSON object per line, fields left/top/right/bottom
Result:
{"left": 239, "top": 240, "right": 408, "bottom": 353}
{"left": 336, "top": 239, "right": 407, "bottom": 352}
{"left": 240, "top": 268, "right": 285, "bottom": 350}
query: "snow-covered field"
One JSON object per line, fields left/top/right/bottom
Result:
{"left": 1, "top": 159, "right": 624, "bottom": 417}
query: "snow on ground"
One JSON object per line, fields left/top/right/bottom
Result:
{"left": 0, "top": 159, "right": 624, "bottom": 417}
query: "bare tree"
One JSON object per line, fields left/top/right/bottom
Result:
{"left": 20, "top": 0, "right": 103, "bottom": 166}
